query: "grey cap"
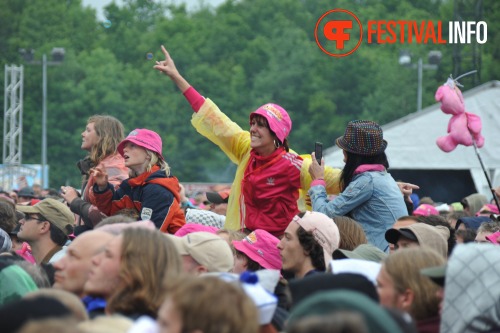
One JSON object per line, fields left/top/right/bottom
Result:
{"left": 333, "top": 244, "right": 388, "bottom": 263}
{"left": 421, "top": 264, "right": 447, "bottom": 287}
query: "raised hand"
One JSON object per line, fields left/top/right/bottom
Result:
{"left": 60, "top": 186, "right": 79, "bottom": 205}
{"left": 154, "top": 45, "right": 179, "bottom": 77}
{"left": 153, "top": 45, "right": 190, "bottom": 92}
{"left": 309, "top": 152, "right": 325, "bottom": 181}
{"left": 91, "top": 167, "right": 109, "bottom": 191}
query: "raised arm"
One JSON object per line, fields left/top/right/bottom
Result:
{"left": 154, "top": 45, "right": 205, "bottom": 112}
{"left": 154, "top": 45, "right": 190, "bottom": 93}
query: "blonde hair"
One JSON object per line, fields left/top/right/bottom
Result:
{"left": 216, "top": 229, "right": 246, "bottom": 254}
{"left": 334, "top": 216, "right": 368, "bottom": 251}
{"left": 128, "top": 150, "right": 170, "bottom": 178}
{"left": 383, "top": 247, "right": 445, "bottom": 321}
{"left": 146, "top": 150, "right": 170, "bottom": 175}
{"left": 106, "top": 228, "right": 181, "bottom": 317}
{"left": 87, "top": 115, "right": 124, "bottom": 165}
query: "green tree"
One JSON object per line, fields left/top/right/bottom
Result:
{"left": 1, "top": 0, "right": 498, "bottom": 188}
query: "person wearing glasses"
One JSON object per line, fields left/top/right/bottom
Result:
{"left": 16, "top": 198, "right": 74, "bottom": 264}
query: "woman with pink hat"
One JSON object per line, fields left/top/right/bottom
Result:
{"left": 308, "top": 120, "right": 408, "bottom": 252}
{"left": 91, "top": 129, "right": 185, "bottom": 234}
{"left": 154, "top": 45, "right": 342, "bottom": 237}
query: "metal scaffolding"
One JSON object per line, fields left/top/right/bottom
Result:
{"left": 2, "top": 65, "right": 24, "bottom": 191}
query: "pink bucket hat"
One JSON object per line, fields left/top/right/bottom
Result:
{"left": 250, "top": 103, "right": 292, "bottom": 143}
{"left": 232, "top": 229, "right": 282, "bottom": 270}
{"left": 292, "top": 211, "right": 340, "bottom": 269}
{"left": 117, "top": 129, "right": 164, "bottom": 160}
{"left": 413, "top": 204, "right": 439, "bottom": 216}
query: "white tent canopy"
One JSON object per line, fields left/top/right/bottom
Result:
{"left": 324, "top": 80, "right": 500, "bottom": 200}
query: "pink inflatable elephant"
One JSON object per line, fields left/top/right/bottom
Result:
{"left": 435, "top": 77, "right": 484, "bottom": 152}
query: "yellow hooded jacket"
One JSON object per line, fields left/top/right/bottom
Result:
{"left": 191, "top": 98, "right": 342, "bottom": 231}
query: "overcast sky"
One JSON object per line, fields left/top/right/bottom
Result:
{"left": 82, "top": 0, "right": 226, "bottom": 20}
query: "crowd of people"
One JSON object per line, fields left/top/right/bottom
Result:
{"left": 0, "top": 44, "right": 499, "bottom": 333}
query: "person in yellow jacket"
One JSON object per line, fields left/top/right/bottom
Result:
{"left": 154, "top": 45, "right": 341, "bottom": 237}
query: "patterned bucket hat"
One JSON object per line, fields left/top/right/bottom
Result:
{"left": 336, "top": 120, "right": 387, "bottom": 156}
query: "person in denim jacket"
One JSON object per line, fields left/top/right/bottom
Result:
{"left": 308, "top": 120, "right": 407, "bottom": 252}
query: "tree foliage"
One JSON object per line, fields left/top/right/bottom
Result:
{"left": 0, "top": 0, "right": 497, "bottom": 188}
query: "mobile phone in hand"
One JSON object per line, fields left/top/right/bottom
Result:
{"left": 315, "top": 142, "right": 323, "bottom": 164}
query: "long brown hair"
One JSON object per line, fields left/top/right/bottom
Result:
{"left": 383, "top": 247, "right": 445, "bottom": 321}
{"left": 87, "top": 115, "right": 124, "bottom": 165}
{"left": 106, "top": 228, "right": 181, "bottom": 317}
{"left": 334, "top": 216, "right": 368, "bottom": 251}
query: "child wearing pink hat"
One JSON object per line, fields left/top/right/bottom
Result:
{"left": 232, "top": 229, "right": 282, "bottom": 273}
{"left": 232, "top": 229, "right": 291, "bottom": 314}
{"left": 155, "top": 45, "right": 343, "bottom": 237}
{"left": 91, "top": 129, "right": 185, "bottom": 234}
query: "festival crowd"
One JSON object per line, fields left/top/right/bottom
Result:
{"left": 0, "top": 45, "right": 499, "bottom": 333}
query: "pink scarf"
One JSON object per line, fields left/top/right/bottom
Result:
{"left": 353, "top": 164, "right": 385, "bottom": 175}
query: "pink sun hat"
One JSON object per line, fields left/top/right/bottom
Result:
{"left": 117, "top": 128, "right": 164, "bottom": 160}
{"left": 232, "top": 229, "right": 282, "bottom": 270}
{"left": 250, "top": 103, "right": 292, "bottom": 143}
{"left": 413, "top": 204, "right": 439, "bottom": 216}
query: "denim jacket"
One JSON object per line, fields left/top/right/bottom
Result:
{"left": 309, "top": 170, "right": 407, "bottom": 252}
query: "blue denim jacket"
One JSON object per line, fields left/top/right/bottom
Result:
{"left": 309, "top": 171, "right": 407, "bottom": 252}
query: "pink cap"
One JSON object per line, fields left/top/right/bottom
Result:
{"left": 250, "top": 103, "right": 292, "bottom": 143}
{"left": 117, "top": 129, "right": 164, "bottom": 160}
{"left": 476, "top": 204, "right": 500, "bottom": 216}
{"left": 292, "top": 211, "right": 340, "bottom": 269}
{"left": 232, "top": 229, "right": 282, "bottom": 270}
{"left": 175, "top": 223, "right": 218, "bottom": 237}
{"left": 413, "top": 204, "right": 439, "bottom": 216}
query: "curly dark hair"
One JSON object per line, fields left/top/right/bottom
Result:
{"left": 296, "top": 212, "right": 325, "bottom": 271}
